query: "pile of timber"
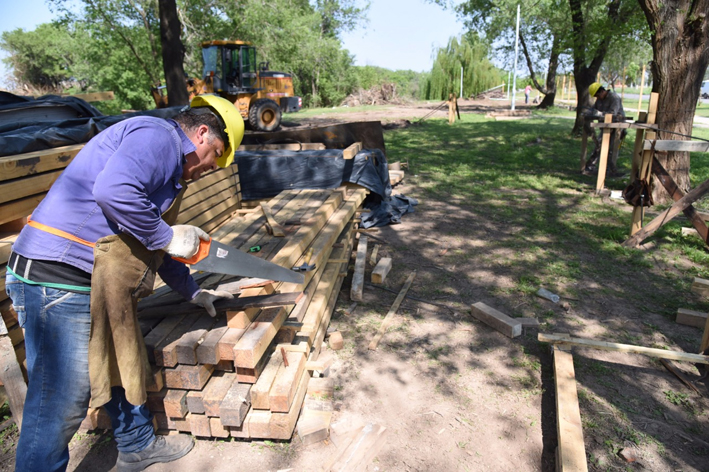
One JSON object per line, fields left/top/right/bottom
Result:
{"left": 80, "top": 187, "right": 366, "bottom": 439}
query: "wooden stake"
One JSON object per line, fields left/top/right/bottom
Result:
{"left": 595, "top": 113, "right": 613, "bottom": 194}
{"left": 368, "top": 271, "right": 416, "bottom": 350}
{"left": 630, "top": 92, "right": 659, "bottom": 235}
{"left": 637, "top": 64, "right": 646, "bottom": 114}
{"left": 539, "top": 333, "right": 709, "bottom": 364}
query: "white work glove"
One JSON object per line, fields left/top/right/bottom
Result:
{"left": 162, "top": 225, "right": 210, "bottom": 259}
{"left": 190, "top": 289, "right": 234, "bottom": 317}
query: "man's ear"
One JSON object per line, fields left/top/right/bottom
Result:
{"left": 197, "top": 124, "right": 210, "bottom": 144}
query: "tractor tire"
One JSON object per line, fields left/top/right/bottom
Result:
{"left": 248, "top": 99, "right": 282, "bottom": 132}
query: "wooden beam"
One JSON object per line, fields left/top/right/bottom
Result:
{"left": 651, "top": 158, "right": 709, "bottom": 243}
{"left": 269, "top": 351, "right": 306, "bottom": 413}
{"left": 590, "top": 122, "right": 657, "bottom": 129}
{"left": 237, "top": 143, "right": 326, "bottom": 151}
{"left": 202, "top": 372, "right": 236, "bottom": 417}
{"left": 350, "top": 236, "right": 368, "bottom": 301}
{"left": 539, "top": 333, "right": 709, "bottom": 364}
{"left": 470, "top": 302, "right": 522, "bottom": 338}
{"left": 691, "top": 277, "right": 709, "bottom": 298}
{"left": 0, "top": 170, "right": 62, "bottom": 205}
{"left": 643, "top": 140, "right": 709, "bottom": 152}
{"left": 595, "top": 114, "right": 613, "bottom": 194}
{"left": 342, "top": 142, "right": 362, "bottom": 160}
{"left": 0, "top": 144, "right": 83, "bottom": 182}
{"left": 250, "top": 351, "right": 283, "bottom": 410}
{"left": 233, "top": 306, "right": 288, "bottom": 369}
{"left": 623, "top": 177, "right": 709, "bottom": 247}
{"left": 676, "top": 308, "right": 708, "bottom": 329}
{"left": 0, "top": 193, "right": 46, "bottom": 226}
{"left": 261, "top": 203, "right": 286, "bottom": 237}
{"left": 371, "top": 257, "right": 392, "bottom": 284}
{"left": 368, "top": 271, "right": 417, "bottom": 350}
{"left": 138, "top": 291, "right": 302, "bottom": 319}
{"left": 630, "top": 92, "right": 659, "bottom": 235}
{"left": 553, "top": 347, "right": 588, "bottom": 472}
{"left": 0, "top": 331, "right": 26, "bottom": 431}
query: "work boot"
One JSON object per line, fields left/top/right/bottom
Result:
{"left": 116, "top": 434, "right": 194, "bottom": 472}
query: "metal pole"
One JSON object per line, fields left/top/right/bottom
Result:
{"left": 511, "top": 4, "right": 520, "bottom": 110}
{"left": 460, "top": 66, "right": 464, "bottom": 99}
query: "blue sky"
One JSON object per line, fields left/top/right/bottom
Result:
{"left": 0, "top": 0, "right": 465, "bottom": 88}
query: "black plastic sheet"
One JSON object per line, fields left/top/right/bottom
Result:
{"left": 236, "top": 148, "right": 416, "bottom": 227}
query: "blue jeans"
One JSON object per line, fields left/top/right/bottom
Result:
{"left": 6, "top": 274, "right": 155, "bottom": 472}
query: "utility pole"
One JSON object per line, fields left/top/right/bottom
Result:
{"left": 511, "top": 4, "right": 520, "bottom": 111}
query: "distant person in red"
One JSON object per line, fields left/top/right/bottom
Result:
{"left": 524, "top": 85, "right": 532, "bottom": 104}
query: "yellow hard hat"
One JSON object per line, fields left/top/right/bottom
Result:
{"left": 588, "top": 82, "right": 602, "bottom": 97}
{"left": 189, "top": 95, "right": 244, "bottom": 167}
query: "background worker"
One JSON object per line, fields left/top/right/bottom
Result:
{"left": 583, "top": 82, "right": 626, "bottom": 176}
{"left": 5, "top": 95, "right": 244, "bottom": 472}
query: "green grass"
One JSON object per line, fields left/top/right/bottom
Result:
{"left": 383, "top": 113, "right": 709, "bottom": 317}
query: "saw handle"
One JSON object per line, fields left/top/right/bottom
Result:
{"left": 173, "top": 238, "right": 212, "bottom": 265}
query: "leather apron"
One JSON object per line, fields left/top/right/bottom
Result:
{"left": 88, "top": 183, "right": 186, "bottom": 408}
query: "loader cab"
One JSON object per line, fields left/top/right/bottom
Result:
{"left": 201, "top": 40, "right": 258, "bottom": 94}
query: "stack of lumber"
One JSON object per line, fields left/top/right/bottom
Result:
{"left": 80, "top": 186, "right": 366, "bottom": 440}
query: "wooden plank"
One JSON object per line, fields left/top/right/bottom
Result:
{"left": 219, "top": 382, "right": 252, "bottom": 427}
{"left": 196, "top": 326, "right": 229, "bottom": 365}
{"left": 251, "top": 352, "right": 283, "bottom": 410}
{"left": 233, "top": 306, "right": 288, "bottom": 369}
{"left": 164, "top": 389, "right": 188, "bottom": 418}
{"left": 210, "top": 417, "right": 231, "bottom": 438}
{"left": 368, "top": 271, "right": 417, "bottom": 350}
{"left": 643, "top": 140, "right": 709, "bottom": 152}
{"left": 175, "top": 314, "right": 217, "bottom": 364}
{"left": 553, "top": 347, "right": 588, "bottom": 472}
{"left": 350, "top": 236, "right": 368, "bottom": 301}
{"left": 189, "top": 413, "right": 212, "bottom": 437}
{"left": 186, "top": 390, "right": 205, "bottom": 414}
{"left": 217, "top": 328, "right": 247, "bottom": 361}
{"left": 630, "top": 92, "right": 659, "bottom": 235}
{"left": 659, "top": 359, "right": 701, "bottom": 394}
{"left": 539, "top": 333, "right": 709, "bottom": 364}
{"left": 237, "top": 143, "right": 326, "bottom": 151}
{"left": 267, "top": 368, "right": 310, "bottom": 439}
{"left": 691, "top": 277, "right": 709, "bottom": 297}
{"left": 652, "top": 158, "right": 709, "bottom": 243}
{"left": 342, "top": 142, "right": 362, "bottom": 160}
{"left": 261, "top": 203, "right": 286, "bottom": 237}
{"left": 225, "top": 284, "right": 275, "bottom": 329}
{"left": 369, "top": 244, "right": 379, "bottom": 266}
{"left": 676, "top": 308, "right": 708, "bottom": 329}
{"left": 139, "top": 291, "right": 300, "bottom": 319}
{"left": 202, "top": 372, "right": 236, "bottom": 417}
{"left": 164, "top": 364, "right": 215, "bottom": 390}
{"left": 0, "top": 234, "right": 18, "bottom": 266}
{"left": 269, "top": 351, "right": 306, "bottom": 413}
{"left": 177, "top": 185, "right": 236, "bottom": 224}
{"left": 153, "top": 314, "right": 202, "bottom": 367}
{"left": 590, "top": 122, "right": 657, "bottom": 129}
{"left": 235, "top": 342, "right": 273, "bottom": 384}
{"left": 142, "top": 314, "right": 188, "bottom": 364}
{"left": 62, "top": 91, "right": 115, "bottom": 102}
{"left": 371, "top": 257, "right": 392, "bottom": 284}
{"left": 0, "top": 334, "right": 26, "bottom": 431}
{"left": 595, "top": 113, "right": 613, "bottom": 194}
{"left": 0, "top": 170, "right": 62, "bottom": 205}
{"left": 470, "top": 302, "right": 522, "bottom": 338}
{"left": 0, "top": 193, "right": 46, "bottom": 226}
{"left": 0, "top": 144, "right": 83, "bottom": 182}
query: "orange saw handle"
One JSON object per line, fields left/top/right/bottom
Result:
{"left": 172, "top": 238, "right": 212, "bottom": 265}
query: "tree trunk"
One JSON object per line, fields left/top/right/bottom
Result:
{"left": 568, "top": 0, "right": 620, "bottom": 135}
{"left": 519, "top": 30, "right": 561, "bottom": 109}
{"left": 158, "top": 0, "right": 189, "bottom": 107}
{"left": 638, "top": 0, "right": 709, "bottom": 204}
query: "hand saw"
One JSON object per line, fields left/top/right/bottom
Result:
{"left": 173, "top": 238, "right": 304, "bottom": 284}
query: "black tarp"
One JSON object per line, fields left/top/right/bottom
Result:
{"left": 236, "top": 148, "right": 417, "bottom": 227}
{"left": 0, "top": 93, "right": 181, "bottom": 157}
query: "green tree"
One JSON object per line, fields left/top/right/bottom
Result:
{"left": 425, "top": 34, "right": 502, "bottom": 100}
{"left": 1, "top": 23, "right": 78, "bottom": 91}
{"left": 449, "top": 0, "right": 570, "bottom": 108}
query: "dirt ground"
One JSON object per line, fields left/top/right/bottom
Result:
{"left": 2, "top": 99, "right": 708, "bottom": 472}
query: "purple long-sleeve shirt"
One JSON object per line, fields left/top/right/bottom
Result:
{"left": 12, "top": 116, "right": 201, "bottom": 300}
